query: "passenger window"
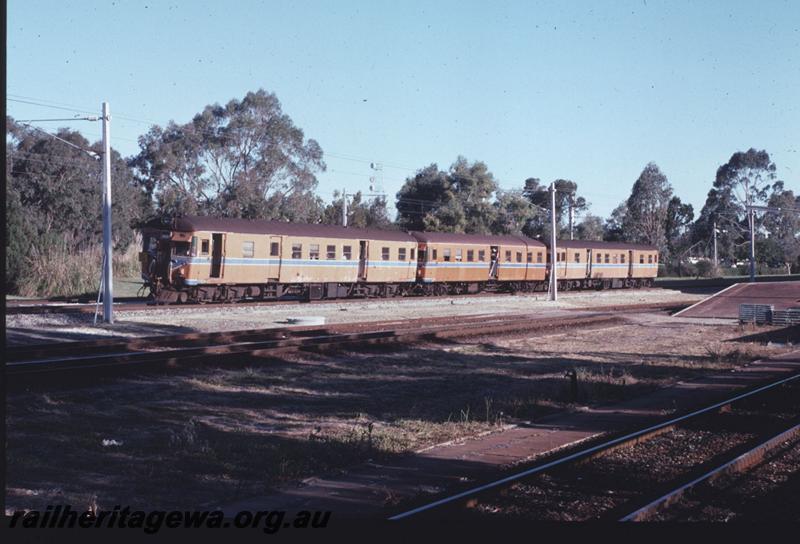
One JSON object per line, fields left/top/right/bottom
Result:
{"left": 478, "top": 250, "right": 486, "bottom": 261}
{"left": 604, "top": 254, "right": 610, "bottom": 264}
{"left": 270, "top": 242, "right": 279, "bottom": 256}
{"left": 574, "top": 253, "right": 580, "bottom": 263}
{"left": 398, "top": 248, "right": 407, "bottom": 261}
{"left": 410, "top": 248, "right": 415, "bottom": 260}
{"left": 382, "top": 247, "right": 390, "bottom": 261}
{"left": 201, "top": 239, "right": 210, "bottom": 255}
{"left": 467, "top": 250, "right": 474, "bottom": 262}
{"left": 648, "top": 255, "right": 653, "bottom": 264}
{"left": 537, "top": 252, "right": 543, "bottom": 263}
{"left": 309, "top": 244, "right": 320, "bottom": 260}
{"left": 343, "top": 245, "right": 352, "bottom": 260}
{"left": 527, "top": 252, "right": 532, "bottom": 263}
{"left": 516, "top": 251, "right": 522, "bottom": 263}
{"left": 327, "top": 245, "right": 336, "bottom": 260}
{"left": 596, "top": 253, "right": 602, "bottom": 263}
{"left": 242, "top": 241, "right": 255, "bottom": 258}
{"left": 505, "top": 250, "right": 511, "bottom": 262}
{"left": 640, "top": 255, "right": 645, "bottom": 264}
{"left": 292, "top": 243, "right": 302, "bottom": 259}
{"left": 443, "top": 249, "right": 451, "bottom": 262}
{"left": 456, "top": 249, "right": 463, "bottom": 262}
{"left": 432, "top": 249, "right": 438, "bottom": 261}
{"left": 621, "top": 254, "right": 626, "bottom": 264}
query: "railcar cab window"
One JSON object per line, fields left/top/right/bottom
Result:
{"left": 382, "top": 247, "right": 390, "bottom": 261}
{"left": 343, "top": 245, "right": 352, "bottom": 260}
{"left": 172, "top": 241, "right": 191, "bottom": 257}
{"left": 456, "top": 249, "right": 463, "bottom": 262}
{"left": 292, "top": 243, "right": 302, "bottom": 259}
{"left": 201, "top": 239, "right": 210, "bottom": 255}
{"left": 327, "top": 245, "right": 336, "bottom": 260}
{"left": 309, "top": 244, "right": 320, "bottom": 260}
{"left": 537, "top": 252, "right": 543, "bottom": 263}
{"left": 443, "top": 249, "right": 451, "bottom": 262}
{"left": 242, "top": 241, "right": 255, "bottom": 258}
{"left": 398, "top": 247, "right": 407, "bottom": 261}
{"left": 270, "top": 242, "right": 280, "bottom": 256}
{"left": 478, "top": 250, "right": 486, "bottom": 261}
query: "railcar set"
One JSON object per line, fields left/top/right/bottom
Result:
{"left": 140, "top": 216, "right": 659, "bottom": 303}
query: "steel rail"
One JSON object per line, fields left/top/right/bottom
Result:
{"left": 388, "top": 372, "right": 800, "bottom": 520}
{"left": 619, "top": 423, "right": 800, "bottom": 521}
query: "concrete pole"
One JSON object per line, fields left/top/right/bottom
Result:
{"left": 748, "top": 207, "right": 756, "bottom": 282}
{"left": 101, "top": 102, "right": 114, "bottom": 323}
{"left": 712, "top": 220, "right": 718, "bottom": 270}
{"left": 342, "top": 188, "right": 347, "bottom": 227}
{"left": 549, "top": 182, "right": 558, "bottom": 301}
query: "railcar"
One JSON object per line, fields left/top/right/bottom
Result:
{"left": 550, "top": 240, "right": 659, "bottom": 290}
{"left": 411, "top": 232, "right": 547, "bottom": 294}
{"left": 141, "top": 216, "right": 418, "bottom": 303}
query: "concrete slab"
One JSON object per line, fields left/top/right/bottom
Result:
{"left": 217, "top": 350, "right": 800, "bottom": 519}
{"left": 675, "top": 281, "right": 800, "bottom": 319}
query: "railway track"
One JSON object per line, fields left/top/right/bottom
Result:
{"left": 5, "top": 312, "right": 624, "bottom": 382}
{"left": 5, "top": 289, "right": 696, "bottom": 316}
{"left": 388, "top": 373, "right": 800, "bottom": 521}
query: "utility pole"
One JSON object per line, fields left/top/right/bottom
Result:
{"left": 101, "top": 102, "right": 114, "bottom": 323}
{"left": 549, "top": 182, "right": 558, "bottom": 301}
{"left": 568, "top": 196, "right": 574, "bottom": 240}
{"left": 712, "top": 220, "right": 717, "bottom": 270}
{"left": 748, "top": 207, "right": 755, "bottom": 283}
{"left": 342, "top": 188, "right": 348, "bottom": 227}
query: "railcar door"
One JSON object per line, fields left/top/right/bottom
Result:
{"left": 358, "top": 241, "right": 368, "bottom": 281}
{"left": 268, "top": 236, "right": 281, "bottom": 280}
{"left": 489, "top": 246, "right": 499, "bottom": 279}
{"left": 627, "top": 250, "right": 634, "bottom": 278}
{"left": 210, "top": 233, "right": 224, "bottom": 278}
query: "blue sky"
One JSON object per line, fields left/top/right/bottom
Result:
{"left": 7, "top": 0, "right": 799, "bottom": 220}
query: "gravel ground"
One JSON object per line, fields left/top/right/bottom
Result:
{"left": 6, "top": 288, "right": 702, "bottom": 345}
{"left": 474, "top": 381, "right": 800, "bottom": 521}
{"left": 5, "top": 309, "right": 790, "bottom": 513}
{"left": 652, "top": 436, "right": 800, "bottom": 521}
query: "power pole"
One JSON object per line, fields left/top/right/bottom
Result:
{"left": 712, "top": 220, "right": 717, "bottom": 270}
{"left": 568, "top": 196, "right": 574, "bottom": 240}
{"left": 549, "top": 182, "right": 558, "bottom": 301}
{"left": 101, "top": 102, "right": 114, "bottom": 324}
{"left": 748, "top": 207, "right": 755, "bottom": 283}
{"left": 342, "top": 188, "right": 348, "bottom": 227}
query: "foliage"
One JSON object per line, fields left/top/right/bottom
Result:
{"left": 574, "top": 214, "right": 605, "bottom": 241}
{"left": 6, "top": 116, "right": 147, "bottom": 294}
{"left": 131, "top": 89, "right": 326, "bottom": 222}
{"left": 521, "top": 178, "right": 588, "bottom": 239}
{"left": 621, "top": 162, "right": 673, "bottom": 251}
{"left": 762, "top": 184, "right": 800, "bottom": 272}
{"left": 395, "top": 157, "right": 498, "bottom": 233}
{"left": 491, "top": 189, "right": 540, "bottom": 236}
{"left": 322, "top": 191, "right": 392, "bottom": 229}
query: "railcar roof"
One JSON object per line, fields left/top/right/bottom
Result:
{"left": 152, "top": 216, "right": 417, "bottom": 242}
{"left": 410, "top": 231, "right": 546, "bottom": 247}
{"left": 551, "top": 239, "right": 658, "bottom": 251}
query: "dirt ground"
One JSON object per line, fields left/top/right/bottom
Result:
{"left": 5, "top": 311, "right": 794, "bottom": 513}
